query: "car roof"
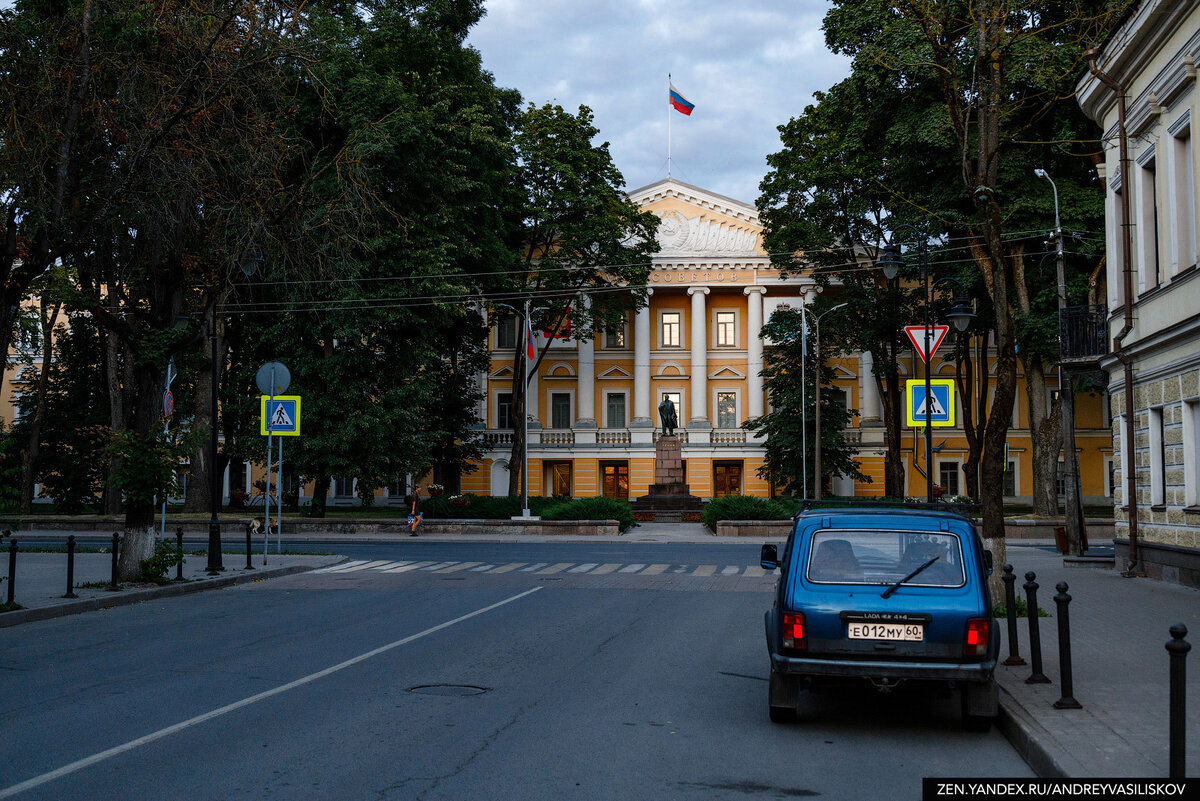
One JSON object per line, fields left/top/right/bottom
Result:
{"left": 792, "top": 502, "right": 976, "bottom": 528}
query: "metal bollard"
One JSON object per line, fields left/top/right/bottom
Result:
{"left": 64, "top": 535, "right": 78, "bottom": 598}
{"left": 1166, "top": 623, "right": 1190, "bottom": 779}
{"left": 176, "top": 528, "right": 185, "bottom": 581}
{"left": 6, "top": 538, "right": 16, "bottom": 606}
{"left": 1052, "top": 582, "right": 1081, "bottom": 709}
{"left": 1023, "top": 571, "right": 1051, "bottom": 684}
{"left": 108, "top": 532, "right": 120, "bottom": 590}
{"left": 1002, "top": 564, "right": 1026, "bottom": 666}
{"left": 245, "top": 522, "right": 255, "bottom": 570}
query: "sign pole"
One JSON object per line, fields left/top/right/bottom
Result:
{"left": 265, "top": 366, "right": 275, "bottom": 565}
{"left": 277, "top": 436, "right": 283, "bottom": 554}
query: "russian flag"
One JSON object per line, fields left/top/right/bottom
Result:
{"left": 526, "top": 318, "right": 536, "bottom": 360}
{"left": 669, "top": 82, "right": 694, "bottom": 116}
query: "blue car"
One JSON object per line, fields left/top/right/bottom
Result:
{"left": 761, "top": 505, "right": 999, "bottom": 728}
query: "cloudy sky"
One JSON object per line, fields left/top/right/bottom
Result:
{"left": 465, "top": 0, "right": 851, "bottom": 207}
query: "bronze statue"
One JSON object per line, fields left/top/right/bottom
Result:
{"left": 658, "top": 397, "right": 679, "bottom": 436}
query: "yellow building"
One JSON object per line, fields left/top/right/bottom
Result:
{"left": 463, "top": 178, "right": 1114, "bottom": 504}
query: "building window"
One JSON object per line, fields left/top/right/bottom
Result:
{"left": 1150, "top": 406, "right": 1165, "bottom": 506}
{"left": 713, "top": 461, "right": 743, "bottom": 497}
{"left": 604, "top": 317, "right": 627, "bottom": 348}
{"left": 334, "top": 476, "right": 354, "bottom": 498}
{"left": 1139, "top": 151, "right": 1161, "bottom": 289}
{"left": 1105, "top": 456, "right": 1117, "bottom": 500}
{"left": 938, "top": 461, "right": 960, "bottom": 496}
{"left": 497, "top": 392, "right": 513, "bottom": 430}
{"left": 1173, "top": 123, "right": 1196, "bottom": 271}
{"left": 551, "top": 392, "right": 571, "bottom": 429}
{"left": 715, "top": 310, "right": 736, "bottom": 347}
{"left": 547, "top": 461, "right": 572, "bottom": 497}
{"left": 606, "top": 393, "right": 626, "bottom": 428}
{"left": 1003, "top": 461, "right": 1017, "bottom": 497}
{"left": 1185, "top": 401, "right": 1200, "bottom": 507}
{"left": 495, "top": 314, "right": 517, "bottom": 349}
{"left": 716, "top": 391, "right": 737, "bottom": 428}
{"left": 661, "top": 311, "right": 681, "bottom": 348}
{"left": 601, "top": 461, "right": 629, "bottom": 499}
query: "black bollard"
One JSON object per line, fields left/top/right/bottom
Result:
{"left": 6, "top": 538, "right": 16, "bottom": 606}
{"left": 1166, "top": 624, "right": 1190, "bottom": 779}
{"left": 176, "top": 528, "right": 185, "bottom": 581}
{"left": 64, "top": 535, "right": 78, "bottom": 599}
{"left": 244, "top": 522, "right": 255, "bottom": 571}
{"left": 108, "top": 532, "right": 120, "bottom": 590}
{"left": 1002, "top": 564, "right": 1026, "bottom": 666}
{"left": 1023, "top": 571, "right": 1051, "bottom": 684}
{"left": 1052, "top": 581, "right": 1081, "bottom": 708}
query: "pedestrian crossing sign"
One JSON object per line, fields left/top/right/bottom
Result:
{"left": 260, "top": 395, "right": 301, "bottom": 437}
{"left": 905, "top": 380, "right": 955, "bottom": 427}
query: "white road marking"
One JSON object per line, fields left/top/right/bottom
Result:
{"left": 488, "top": 563, "right": 526, "bottom": 573}
{"left": 641, "top": 564, "right": 670, "bottom": 575}
{"left": 619, "top": 564, "right": 646, "bottom": 573}
{"left": 334, "top": 560, "right": 393, "bottom": 573}
{"left": 0, "top": 588, "right": 543, "bottom": 800}
{"left": 313, "top": 560, "right": 368, "bottom": 573}
{"left": 693, "top": 565, "right": 717, "bottom": 577}
{"left": 589, "top": 564, "right": 622, "bottom": 575}
{"left": 382, "top": 561, "right": 435, "bottom": 573}
{"left": 520, "top": 563, "right": 548, "bottom": 572}
{"left": 569, "top": 563, "right": 599, "bottom": 573}
{"left": 537, "top": 563, "right": 574, "bottom": 574}
{"left": 435, "top": 562, "right": 483, "bottom": 573}
{"left": 721, "top": 566, "right": 740, "bottom": 575}
{"left": 744, "top": 565, "right": 767, "bottom": 578}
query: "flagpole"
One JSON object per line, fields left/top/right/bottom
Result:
{"left": 667, "top": 73, "right": 672, "bottom": 178}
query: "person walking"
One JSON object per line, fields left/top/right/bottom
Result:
{"left": 407, "top": 488, "right": 422, "bottom": 536}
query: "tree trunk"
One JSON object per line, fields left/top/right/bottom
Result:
{"left": 878, "top": 343, "right": 906, "bottom": 498}
{"left": 19, "top": 299, "right": 60, "bottom": 513}
{"left": 118, "top": 363, "right": 169, "bottom": 580}
{"left": 310, "top": 473, "right": 330, "bottom": 518}
{"left": 102, "top": 326, "right": 126, "bottom": 515}
{"left": 1024, "top": 357, "right": 1060, "bottom": 516}
{"left": 185, "top": 313, "right": 219, "bottom": 513}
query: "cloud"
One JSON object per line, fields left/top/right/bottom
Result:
{"left": 467, "top": 0, "right": 850, "bottom": 206}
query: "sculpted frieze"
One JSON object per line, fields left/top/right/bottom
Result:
{"left": 656, "top": 210, "right": 760, "bottom": 256}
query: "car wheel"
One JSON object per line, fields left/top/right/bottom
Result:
{"left": 768, "top": 670, "right": 800, "bottom": 724}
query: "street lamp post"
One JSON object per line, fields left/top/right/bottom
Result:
{"left": 806, "top": 303, "right": 848, "bottom": 501}
{"left": 491, "top": 299, "right": 544, "bottom": 518}
{"left": 878, "top": 231, "right": 975, "bottom": 503}
{"left": 1036, "top": 168, "right": 1085, "bottom": 553}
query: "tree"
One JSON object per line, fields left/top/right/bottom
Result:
{"left": 498, "top": 103, "right": 660, "bottom": 498}
{"left": 748, "top": 304, "right": 868, "bottom": 496}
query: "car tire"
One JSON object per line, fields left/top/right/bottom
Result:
{"left": 768, "top": 670, "right": 800, "bottom": 724}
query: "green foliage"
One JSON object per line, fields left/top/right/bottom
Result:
{"left": 993, "top": 597, "right": 1050, "bottom": 619}
{"left": 139, "top": 539, "right": 184, "bottom": 585}
{"left": 701, "top": 495, "right": 792, "bottom": 530}
{"left": 541, "top": 497, "right": 635, "bottom": 532}
{"left": 421, "top": 494, "right": 557, "bottom": 519}
{"left": 106, "top": 428, "right": 201, "bottom": 508}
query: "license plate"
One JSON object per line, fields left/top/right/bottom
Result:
{"left": 847, "top": 622, "right": 924, "bottom": 642}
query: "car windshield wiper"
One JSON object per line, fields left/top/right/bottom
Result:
{"left": 881, "top": 557, "right": 938, "bottom": 598}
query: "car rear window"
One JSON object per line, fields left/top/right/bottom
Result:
{"left": 805, "top": 529, "right": 965, "bottom": 587}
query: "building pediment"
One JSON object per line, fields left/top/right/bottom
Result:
{"left": 598, "top": 366, "right": 634, "bottom": 380}
{"left": 629, "top": 178, "right": 764, "bottom": 259}
{"left": 708, "top": 366, "right": 746, "bottom": 380}
{"left": 489, "top": 366, "right": 515, "bottom": 380}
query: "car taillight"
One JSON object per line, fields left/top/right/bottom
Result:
{"left": 783, "top": 612, "right": 806, "bottom": 650}
{"left": 964, "top": 618, "right": 989, "bottom": 656}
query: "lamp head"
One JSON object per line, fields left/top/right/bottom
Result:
{"left": 877, "top": 244, "right": 902, "bottom": 281}
{"left": 948, "top": 297, "right": 976, "bottom": 332}
{"left": 1034, "top": 168, "right": 1047, "bottom": 178}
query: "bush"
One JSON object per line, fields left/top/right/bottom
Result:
{"left": 418, "top": 494, "right": 558, "bottom": 519}
{"left": 701, "top": 495, "right": 791, "bottom": 531}
{"left": 541, "top": 497, "right": 635, "bottom": 532}
{"left": 140, "top": 539, "right": 184, "bottom": 585}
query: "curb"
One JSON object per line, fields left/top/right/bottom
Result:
{"left": 996, "top": 686, "right": 1075, "bottom": 778}
{"left": 0, "top": 563, "right": 321, "bottom": 629}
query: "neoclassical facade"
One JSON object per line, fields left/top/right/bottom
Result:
{"left": 1078, "top": 0, "right": 1200, "bottom": 585}
{"left": 462, "top": 178, "right": 1114, "bottom": 504}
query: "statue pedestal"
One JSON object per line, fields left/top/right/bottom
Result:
{"left": 634, "top": 435, "right": 702, "bottom": 516}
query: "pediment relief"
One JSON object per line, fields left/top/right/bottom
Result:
{"left": 629, "top": 179, "right": 763, "bottom": 258}
{"left": 597, "top": 366, "right": 634, "bottom": 380}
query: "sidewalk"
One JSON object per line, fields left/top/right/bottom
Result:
{"left": 0, "top": 549, "right": 339, "bottom": 628}
{"left": 996, "top": 543, "right": 1200, "bottom": 778}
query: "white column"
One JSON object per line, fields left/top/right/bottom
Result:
{"left": 576, "top": 294, "right": 596, "bottom": 428}
{"left": 688, "top": 286, "right": 710, "bottom": 427}
{"left": 744, "top": 286, "right": 765, "bottom": 419}
{"left": 632, "top": 289, "right": 653, "bottom": 426}
{"left": 860, "top": 350, "right": 883, "bottom": 424}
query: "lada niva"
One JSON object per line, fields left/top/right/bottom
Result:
{"left": 761, "top": 505, "right": 999, "bottom": 728}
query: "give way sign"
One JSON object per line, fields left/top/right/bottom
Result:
{"left": 904, "top": 324, "right": 949, "bottom": 361}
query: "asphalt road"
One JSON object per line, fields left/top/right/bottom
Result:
{"left": 1, "top": 542, "right": 1033, "bottom": 800}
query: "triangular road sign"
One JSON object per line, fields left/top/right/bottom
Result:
{"left": 904, "top": 325, "right": 950, "bottom": 361}
{"left": 270, "top": 404, "right": 294, "bottom": 428}
{"left": 914, "top": 391, "right": 947, "bottom": 417}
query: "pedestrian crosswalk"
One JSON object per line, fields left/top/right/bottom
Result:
{"left": 311, "top": 559, "right": 769, "bottom": 579}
